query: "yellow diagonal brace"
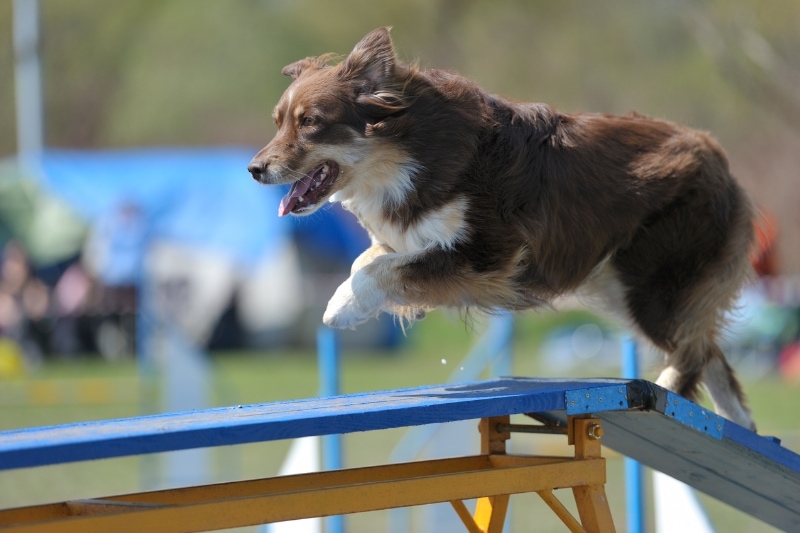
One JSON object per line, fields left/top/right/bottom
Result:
{"left": 450, "top": 500, "right": 484, "bottom": 533}
{"left": 537, "top": 490, "right": 586, "bottom": 533}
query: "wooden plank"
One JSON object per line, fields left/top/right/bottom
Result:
{"left": 0, "top": 456, "right": 495, "bottom": 523}
{"left": 551, "top": 380, "right": 800, "bottom": 532}
{"left": 1, "top": 378, "right": 604, "bottom": 470}
{"left": 0, "top": 455, "right": 578, "bottom": 524}
{"left": 0, "top": 455, "right": 606, "bottom": 533}
{"left": 597, "top": 410, "right": 800, "bottom": 532}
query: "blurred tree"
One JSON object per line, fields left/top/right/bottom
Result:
{"left": 40, "top": 1, "right": 162, "bottom": 148}
{"left": 0, "top": 1, "right": 16, "bottom": 154}
{"left": 0, "top": 0, "right": 797, "bottom": 151}
{"left": 1, "top": 0, "right": 800, "bottom": 268}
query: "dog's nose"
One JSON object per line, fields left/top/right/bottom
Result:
{"left": 248, "top": 159, "right": 267, "bottom": 180}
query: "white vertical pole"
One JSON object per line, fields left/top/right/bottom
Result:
{"left": 162, "top": 326, "right": 212, "bottom": 487}
{"left": 266, "top": 437, "right": 322, "bottom": 533}
{"left": 13, "top": 0, "right": 44, "bottom": 159}
{"left": 653, "top": 471, "right": 715, "bottom": 533}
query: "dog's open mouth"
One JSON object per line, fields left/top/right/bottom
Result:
{"left": 278, "top": 161, "right": 340, "bottom": 217}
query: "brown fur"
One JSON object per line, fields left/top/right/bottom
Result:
{"left": 249, "top": 28, "right": 756, "bottom": 429}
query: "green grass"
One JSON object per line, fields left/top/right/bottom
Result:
{"left": 1, "top": 310, "right": 799, "bottom": 532}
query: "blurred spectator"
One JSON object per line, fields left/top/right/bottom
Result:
{"left": 49, "top": 262, "right": 92, "bottom": 356}
{"left": 82, "top": 200, "right": 145, "bottom": 291}
{"left": 81, "top": 201, "right": 146, "bottom": 359}
{"left": 0, "top": 241, "right": 49, "bottom": 365}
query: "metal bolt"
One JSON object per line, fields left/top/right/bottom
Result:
{"left": 587, "top": 423, "right": 604, "bottom": 440}
{"left": 586, "top": 393, "right": 590, "bottom": 398}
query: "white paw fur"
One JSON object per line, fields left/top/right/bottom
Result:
{"left": 323, "top": 270, "right": 387, "bottom": 329}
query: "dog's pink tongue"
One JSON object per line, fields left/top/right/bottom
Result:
{"left": 278, "top": 177, "right": 313, "bottom": 217}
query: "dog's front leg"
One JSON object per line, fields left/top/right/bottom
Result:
{"left": 323, "top": 244, "right": 393, "bottom": 329}
{"left": 349, "top": 243, "right": 394, "bottom": 275}
{"left": 323, "top": 246, "right": 427, "bottom": 329}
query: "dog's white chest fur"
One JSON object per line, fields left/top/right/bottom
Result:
{"left": 375, "top": 197, "right": 470, "bottom": 252}
{"left": 344, "top": 196, "right": 469, "bottom": 253}
{"left": 334, "top": 157, "right": 470, "bottom": 253}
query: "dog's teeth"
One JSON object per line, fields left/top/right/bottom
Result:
{"left": 319, "top": 173, "right": 327, "bottom": 180}
{"left": 298, "top": 196, "right": 304, "bottom": 202}
{"left": 322, "top": 164, "right": 330, "bottom": 173}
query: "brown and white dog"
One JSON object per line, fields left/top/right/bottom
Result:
{"left": 248, "top": 28, "right": 756, "bottom": 429}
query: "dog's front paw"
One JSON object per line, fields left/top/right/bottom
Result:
{"left": 323, "top": 296, "right": 373, "bottom": 330}
{"left": 323, "top": 272, "right": 385, "bottom": 329}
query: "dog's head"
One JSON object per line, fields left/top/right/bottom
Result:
{"left": 248, "top": 27, "right": 417, "bottom": 217}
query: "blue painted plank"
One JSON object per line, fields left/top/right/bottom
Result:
{"left": 658, "top": 390, "right": 725, "bottom": 439}
{"left": 565, "top": 384, "right": 630, "bottom": 415}
{"left": 0, "top": 378, "right": 614, "bottom": 470}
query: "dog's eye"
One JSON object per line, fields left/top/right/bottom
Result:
{"left": 301, "top": 116, "right": 317, "bottom": 127}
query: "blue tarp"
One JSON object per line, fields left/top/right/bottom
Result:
{"left": 19, "top": 148, "right": 368, "bottom": 271}
{"left": 31, "top": 147, "right": 290, "bottom": 268}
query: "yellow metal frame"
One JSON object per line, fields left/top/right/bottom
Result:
{"left": 0, "top": 415, "right": 615, "bottom": 533}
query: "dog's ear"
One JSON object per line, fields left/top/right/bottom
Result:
{"left": 341, "top": 27, "right": 396, "bottom": 85}
{"left": 282, "top": 57, "right": 318, "bottom": 80}
{"left": 342, "top": 28, "right": 411, "bottom": 120}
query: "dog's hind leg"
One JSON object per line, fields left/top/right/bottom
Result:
{"left": 612, "top": 163, "right": 755, "bottom": 429}
{"left": 656, "top": 337, "right": 754, "bottom": 430}
{"left": 701, "top": 344, "right": 755, "bottom": 430}
{"left": 654, "top": 338, "right": 707, "bottom": 403}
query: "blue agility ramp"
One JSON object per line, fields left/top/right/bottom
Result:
{"left": 1, "top": 378, "right": 799, "bottom": 532}
{"left": 542, "top": 379, "right": 800, "bottom": 531}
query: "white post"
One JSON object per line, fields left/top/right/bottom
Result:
{"left": 653, "top": 471, "right": 715, "bottom": 533}
{"left": 13, "top": 0, "right": 44, "bottom": 159}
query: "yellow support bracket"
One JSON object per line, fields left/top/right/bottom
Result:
{"left": 450, "top": 415, "right": 614, "bottom": 533}
{"left": 0, "top": 416, "right": 615, "bottom": 533}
